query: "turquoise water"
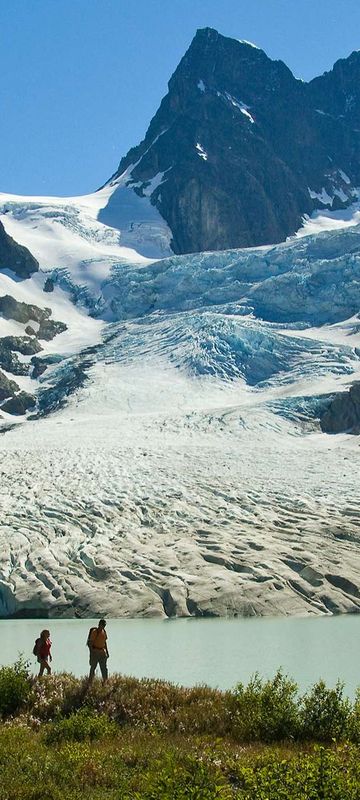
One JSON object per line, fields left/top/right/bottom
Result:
{"left": 0, "top": 616, "right": 359, "bottom": 697}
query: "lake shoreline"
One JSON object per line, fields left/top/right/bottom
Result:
{"left": 0, "top": 615, "right": 359, "bottom": 696}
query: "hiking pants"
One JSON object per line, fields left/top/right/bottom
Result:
{"left": 89, "top": 649, "right": 108, "bottom": 681}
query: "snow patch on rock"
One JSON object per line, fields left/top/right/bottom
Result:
{"left": 196, "top": 143, "right": 208, "bottom": 161}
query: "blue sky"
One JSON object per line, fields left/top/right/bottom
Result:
{"left": 1, "top": 0, "right": 360, "bottom": 196}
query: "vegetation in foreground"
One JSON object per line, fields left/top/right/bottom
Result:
{"left": 2, "top": 660, "right": 360, "bottom": 798}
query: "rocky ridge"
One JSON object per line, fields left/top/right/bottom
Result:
{"left": 103, "top": 28, "right": 360, "bottom": 253}
{"left": 0, "top": 219, "right": 38, "bottom": 278}
{"left": 321, "top": 382, "right": 360, "bottom": 434}
{"left": 0, "top": 254, "right": 69, "bottom": 417}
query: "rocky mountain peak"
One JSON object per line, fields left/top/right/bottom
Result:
{"left": 171, "top": 27, "right": 296, "bottom": 99}
{"left": 101, "top": 29, "right": 360, "bottom": 255}
{"left": 309, "top": 49, "right": 360, "bottom": 126}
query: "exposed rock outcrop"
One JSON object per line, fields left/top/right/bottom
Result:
{"left": 0, "top": 370, "right": 19, "bottom": 402}
{"left": 0, "top": 295, "right": 47, "bottom": 324}
{"left": 0, "top": 295, "right": 67, "bottom": 340}
{"left": 31, "top": 356, "right": 48, "bottom": 378}
{"left": 103, "top": 28, "right": 360, "bottom": 254}
{"left": 38, "top": 318, "right": 67, "bottom": 341}
{"left": 0, "top": 220, "right": 39, "bottom": 278}
{"left": 0, "top": 295, "right": 67, "bottom": 405}
{"left": 43, "top": 277, "right": 54, "bottom": 293}
{"left": 1, "top": 391, "right": 36, "bottom": 415}
{"left": 0, "top": 335, "right": 43, "bottom": 375}
{"left": 321, "top": 383, "right": 360, "bottom": 434}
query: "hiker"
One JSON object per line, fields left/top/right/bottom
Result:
{"left": 33, "top": 629, "right": 52, "bottom": 676}
{"left": 87, "top": 619, "right": 109, "bottom": 683}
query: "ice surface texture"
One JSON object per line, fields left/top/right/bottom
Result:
{"left": 0, "top": 192, "right": 359, "bottom": 618}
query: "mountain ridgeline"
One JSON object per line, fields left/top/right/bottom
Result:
{"left": 105, "top": 27, "right": 360, "bottom": 253}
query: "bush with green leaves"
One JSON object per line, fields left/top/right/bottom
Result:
{"left": 300, "top": 679, "right": 352, "bottom": 741}
{"left": 348, "top": 687, "right": 360, "bottom": 743}
{"left": 30, "top": 672, "right": 85, "bottom": 721}
{"left": 2, "top": 725, "right": 360, "bottom": 800}
{"left": 230, "top": 670, "right": 300, "bottom": 742}
{"left": 2, "top": 660, "right": 360, "bottom": 749}
{"left": 45, "top": 707, "right": 118, "bottom": 743}
{"left": 0, "top": 657, "right": 31, "bottom": 716}
{"left": 230, "top": 745, "right": 360, "bottom": 799}
{"left": 124, "top": 754, "right": 232, "bottom": 800}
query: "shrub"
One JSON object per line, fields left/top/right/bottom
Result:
{"left": 126, "top": 754, "right": 232, "bottom": 800}
{"left": 300, "top": 680, "right": 351, "bottom": 742}
{"left": 44, "top": 707, "right": 118, "bottom": 744}
{"left": 229, "top": 670, "right": 300, "bottom": 742}
{"left": 69, "top": 674, "right": 231, "bottom": 736}
{"left": 230, "top": 745, "right": 360, "bottom": 799}
{"left": 348, "top": 687, "right": 360, "bottom": 743}
{"left": 0, "top": 657, "right": 32, "bottom": 716}
{"left": 3, "top": 717, "right": 360, "bottom": 799}
{"left": 30, "top": 673, "right": 83, "bottom": 721}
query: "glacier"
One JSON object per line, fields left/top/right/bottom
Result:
{"left": 0, "top": 190, "right": 359, "bottom": 618}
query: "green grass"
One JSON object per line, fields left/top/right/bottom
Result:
{"left": 2, "top": 662, "right": 360, "bottom": 798}
{"left": 2, "top": 726, "right": 360, "bottom": 799}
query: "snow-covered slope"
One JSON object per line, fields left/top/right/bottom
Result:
{"left": 0, "top": 191, "right": 359, "bottom": 618}
{"left": 296, "top": 196, "right": 360, "bottom": 238}
{"left": 0, "top": 178, "right": 172, "bottom": 269}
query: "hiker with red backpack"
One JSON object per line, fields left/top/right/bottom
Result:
{"left": 87, "top": 619, "right": 109, "bottom": 683}
{"left": 33, "top": 629, "right": 52, "bottom": 676}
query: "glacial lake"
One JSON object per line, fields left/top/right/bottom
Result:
{"left": 1, "top": 615, "right": 359, "bottom": 698}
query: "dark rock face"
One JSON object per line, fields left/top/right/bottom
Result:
{"left": 0, "top": 295, "right": 67, "bottom": 339}
{"left": 0, "top": 294, "right": 67, "bottom": 387}
{"left": 0, "top": 293, "right": 68, "bottom": 418}
{"left": 38, "top": 318, "right": 67, "bottom": 341}
{"left": 321, "top": 383, "right": 360, "bottom": 434}
{"left": 0, "top": 221, "right": 39, "bottom": 278}
{"left": 31, "top": 357, "right": 48, "bottom": 378}
{"left": 0, "top": 295, "right": 46, "bottom": 324}
{"left": 105, "top": 28, "right": 360, "bottom": 253}
{"left": 1, "top": 391, "right": 36, "bottom": 415}
{"left": 308, "top": 51, "right": 360, "bottom": 129}
{"left": 43, "top": 277, "right": 55, "bottom": 293}
{"left": 0, "top": 335, "right": 43, "bottom": 376}
{"left": 0, "top": 335, "right": 42, "bottom": 357}
{"left": 0, "top": 370, "right": 19, "bottom": 402}
{"left": 0, "top": 336, "right": 42, "bottom": 375}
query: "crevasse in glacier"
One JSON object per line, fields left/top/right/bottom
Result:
{"left": 0, "top": 193, "right": 359, "bottom": 618}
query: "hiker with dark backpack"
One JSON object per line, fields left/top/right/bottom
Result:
{"left": 33, "top": 629, "right": 52, "bottom": 676}
{"left": 87, "top": 619, "right": 109, "bottom": 683}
